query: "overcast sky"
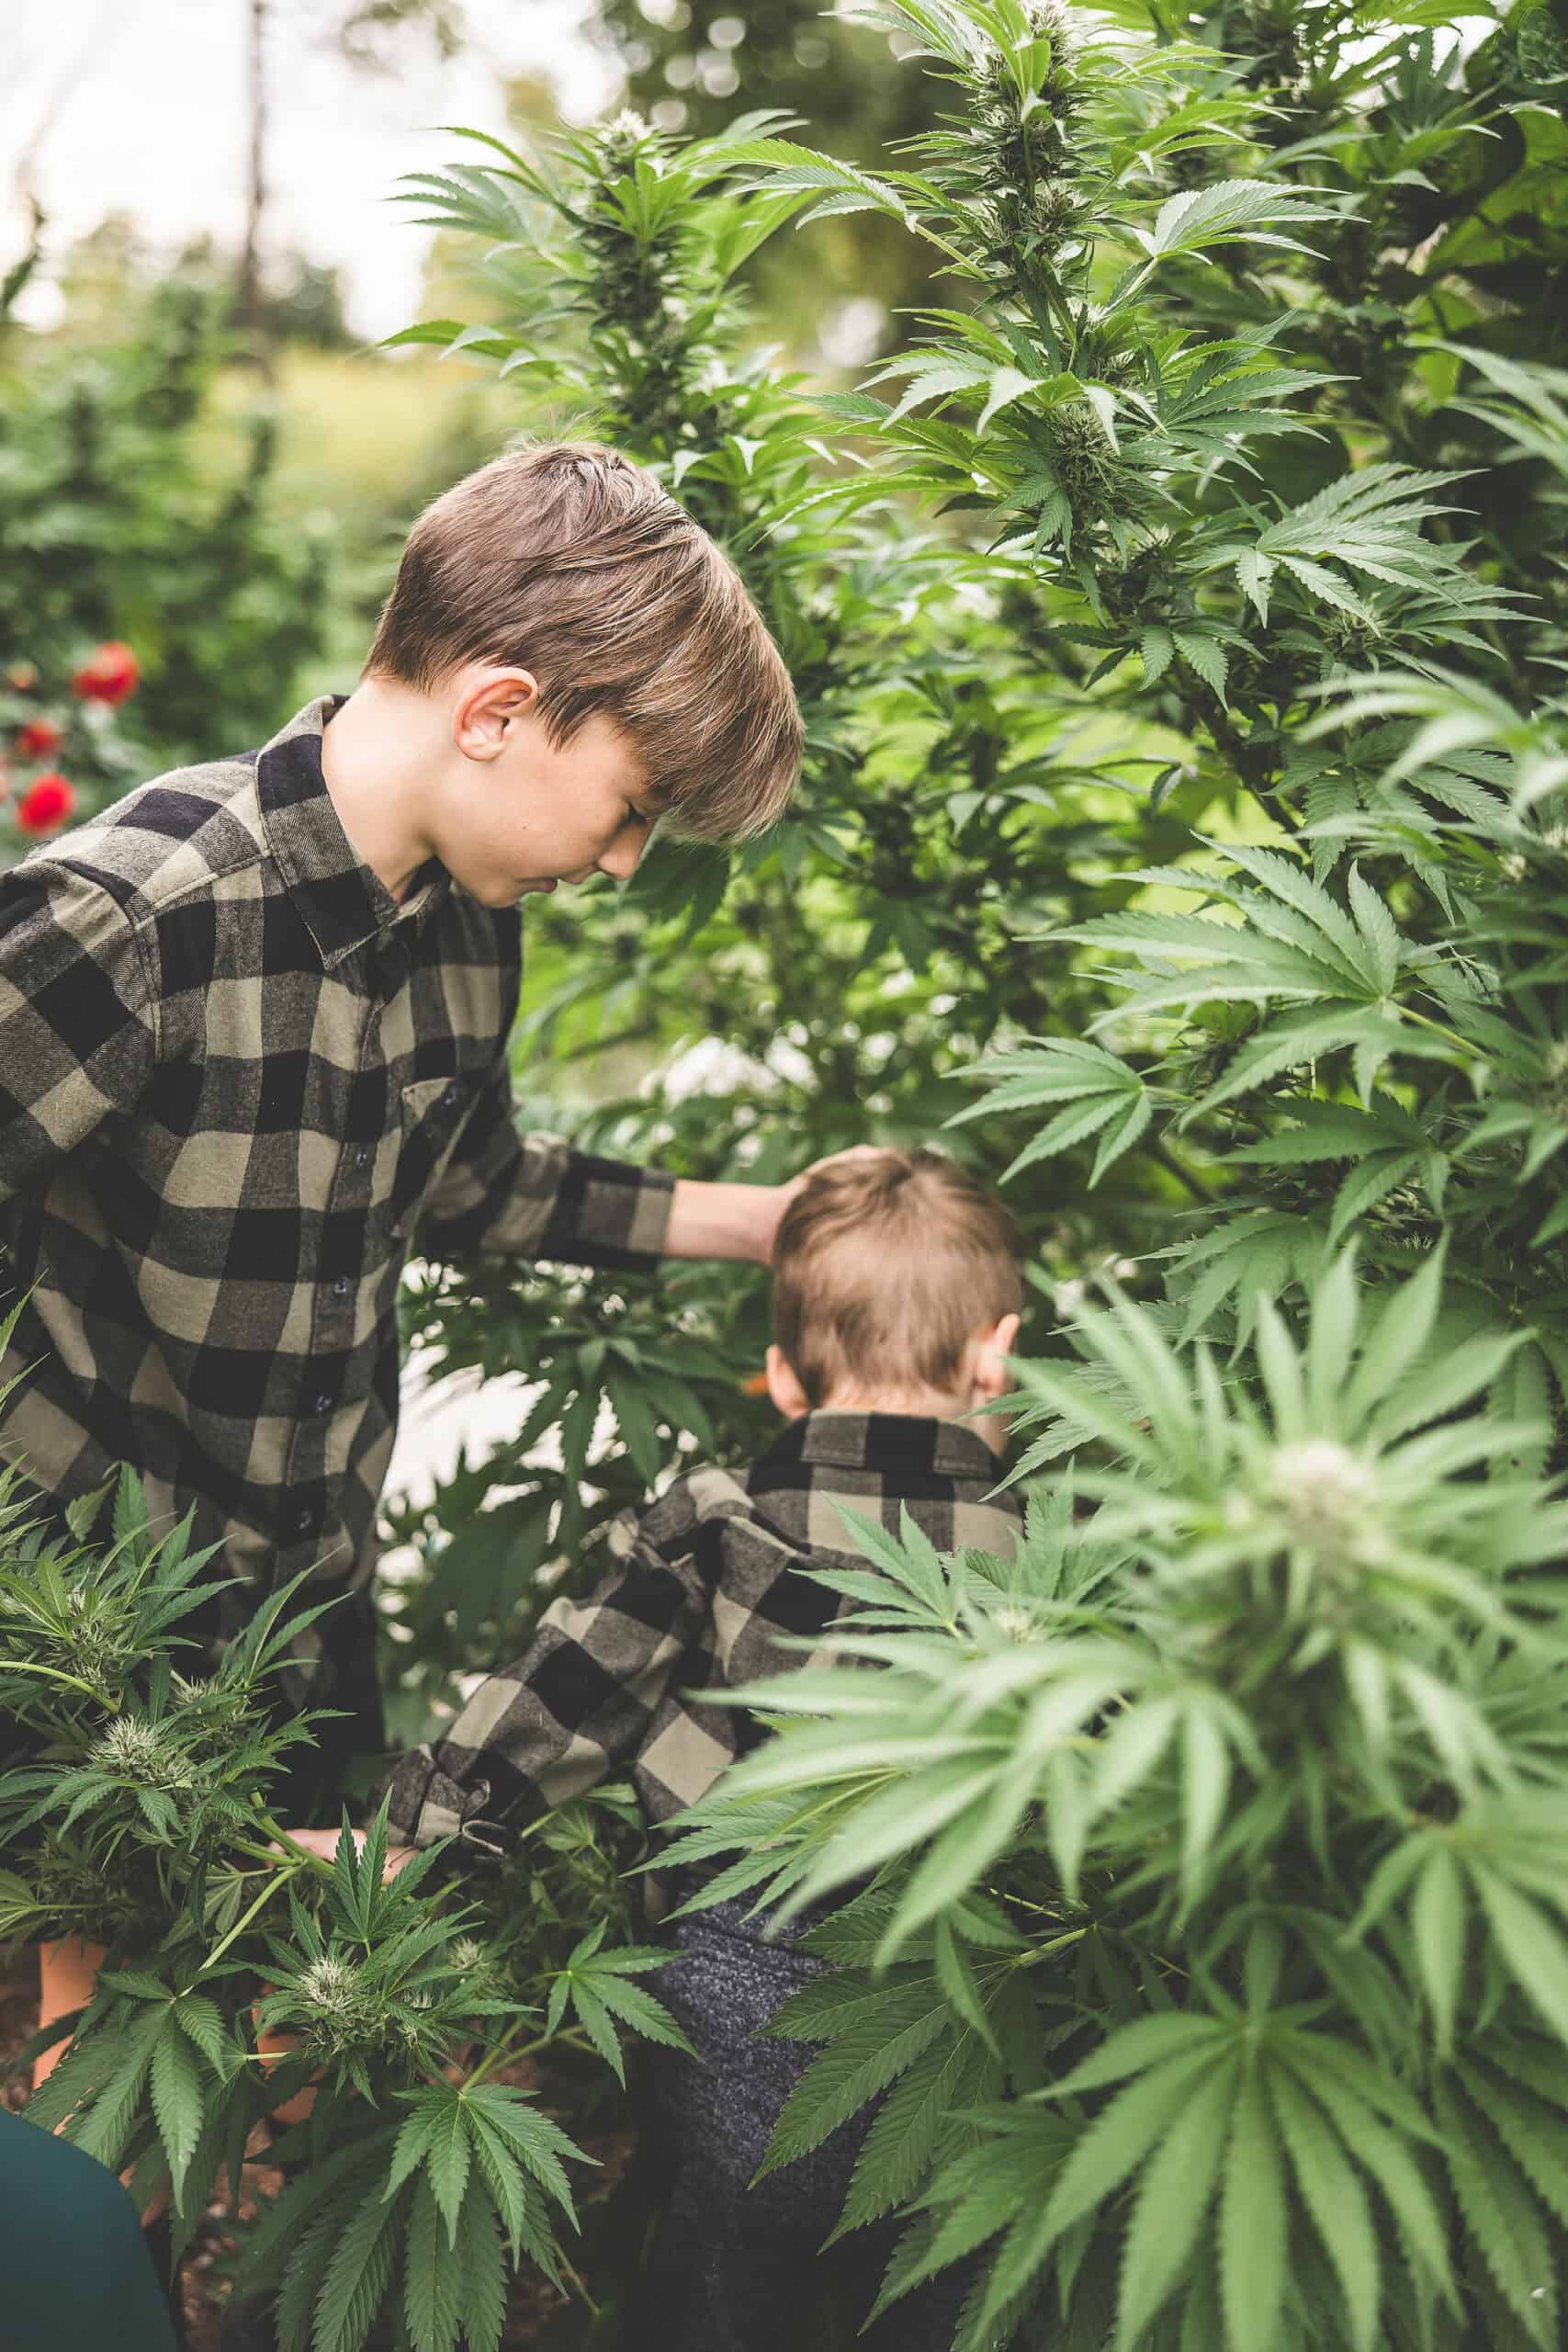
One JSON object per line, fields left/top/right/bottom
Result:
{"left": 2, "top": 0, "right": 625, "bottom": 335}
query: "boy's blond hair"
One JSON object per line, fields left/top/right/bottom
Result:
{"left": 366, "top": 441, "right": 802, "bottom": 843}
{"left": 773, "top": 1149, "right": 1022, "bottom": 1408}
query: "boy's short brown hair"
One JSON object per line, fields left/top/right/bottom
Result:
{"left": 773, "top": 1149, "right": 1023, "bottom": 1408}
{"left": 366, "top": 440, "right": 802, "bottom": 843}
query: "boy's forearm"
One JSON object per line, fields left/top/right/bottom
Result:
{"left": 663, "top": 1149, "right": 890, "bottom": 1268}
{"left": 664, "top": 1177, "right": 783, "bottom": 1265}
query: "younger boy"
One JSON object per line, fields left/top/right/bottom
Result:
{"left": 355, "top": 1148, "right": 1024, "bottom": 2349}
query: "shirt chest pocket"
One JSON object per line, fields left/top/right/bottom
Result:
{"left": 389, "top": 1073, "right": 469, "bottom": 1238}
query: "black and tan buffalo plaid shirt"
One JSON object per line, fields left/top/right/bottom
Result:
{"left": 383, "top": 1411, "right": 1023, "bottom": 1858}
{"left": 0, "top": 695, "right": 673, "bottom": 1655}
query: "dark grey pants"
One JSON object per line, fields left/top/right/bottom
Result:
{"left": 636, "top": 1896, "right": 974, "bottom": 2352}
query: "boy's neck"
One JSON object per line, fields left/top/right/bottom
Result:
{"left": 318, "top": 681, "right": 444, "bottom": 902}
{"left": 807, "top": 1393, "right": 1009, "bottom": 1456}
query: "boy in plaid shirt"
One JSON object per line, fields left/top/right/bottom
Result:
{"left": 306, "top": 1148, "right": 1023, "bottom": 2349}
{"left": 0, "top": 441, "right": 812, "bottom": 1808}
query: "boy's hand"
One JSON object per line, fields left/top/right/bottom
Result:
{"left": 667, "top": 1148, "right": 887, "bottom": 1267}
{"left": 283, "top": 1825, "right": 419, "bottom": 1879}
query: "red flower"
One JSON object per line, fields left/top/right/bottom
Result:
{"left": 15, "top": 774, "right": 77, "bottom": 836}
{"left": 16, "top": 717, "right": 63, "bottom": 758}
{"left": 72, "top": 641, "right": 140, "bottom": 706}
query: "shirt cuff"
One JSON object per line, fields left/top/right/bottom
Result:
{"left": 381, "top": 1748, "right": 518, "bottom": 1862}
{"left": 535, "top": 1152, "right": 675, "bottom": 1270}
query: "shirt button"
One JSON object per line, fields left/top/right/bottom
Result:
{"left": 332, "top": 1276, "right": 352, "bottom": 1298}
{"left": 439, "top": 1082, "right": 461, "bottom": 1111}
{"left": 353, "top": 1146, "right": 371, "bottom": 1170}
{"left": 310, "top": 1392, "right": 333, "bottom": 1415}
{"left": 295, "top": 1508, "right": 314, "bottom": 1535}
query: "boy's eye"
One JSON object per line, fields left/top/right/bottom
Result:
{"left": 626, "top": 804, "right": 651, "bottom": 829}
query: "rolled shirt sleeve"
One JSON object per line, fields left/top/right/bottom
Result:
{"left": 413, "top": 1060, "right": 674, "bottom": 1270}
{"left": 383, "top": 1511, "right": 705, "bottom": 1859}
{"left": 0, "top": 865, "right": 157, "bottom": 1203}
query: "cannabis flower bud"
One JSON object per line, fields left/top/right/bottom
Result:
{"left": 599, "top": 109, "right": 655, "bottom": 170}
{"left": 1024, "top": 2, "right": 1077, "bottom": 50}
{"left": 1537, "top": 1039, "right": 1568, "bottom": 1120}
{"left": 994, "top": 1603, "right": 1042, "bottom": 1645}
{"left": 297, "top": 1953, "right": 379, "bottom": 2049}
{"left": 91, "top": 1716, "right": 191, "bottom": 1790}
{"left": 1264, "top": 1438, "right": 1382, "bottom": 1566}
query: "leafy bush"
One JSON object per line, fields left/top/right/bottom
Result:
{"left": 0, "top": 260, "right": 333, "bottom": 784}
{"left": 678, "top": 1252, "right": 1568, "bottom": 2347}
{"left": 388, "top": 0, "right": 1568, "bottom": 2341}
{"left": 0, "top": 1383, "right": 682, "bottom": 2348}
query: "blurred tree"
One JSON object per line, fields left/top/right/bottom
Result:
{"left": 0, "top": 267, "right": 333, "bottom": 799}
{"left": 588, "top": 0, "right": 949, "bottom": 358}
{"left": 237, "top": 0, "right": 468, "bottom": 345}
{"left": 253, "top": 254, "right": 356, "bottom": 348}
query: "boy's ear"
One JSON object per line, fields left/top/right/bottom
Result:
{"left": 765, "top": 1344, "right": 812, "bottom": 1421}
{"left": 453, "top": 666, "right": 540, "bottom": 761}
{"left": 972, "top": 1310, "right": 1021, "bottom": 1402}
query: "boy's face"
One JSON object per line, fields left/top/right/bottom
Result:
{"left": 436, "top": 670, "right": 661, "bottom": 909}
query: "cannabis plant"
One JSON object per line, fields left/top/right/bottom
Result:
{"left": 718, "top": 0, "right": 1566, "bottom": 1377}
{"left": 380, "top": 76, "right": 1217, "bottom": 1712}
{"left": 599, "top": 5, "right": 1568, "bottom": 2343}
{"left": 0, "top": 1411, "right": 686, "bottom": 2350}
{"left": 674, "top": 1254, "right": 1568, "bottom": 2348}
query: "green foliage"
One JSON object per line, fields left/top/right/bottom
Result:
{"left": 679, "top": 1265, "right": 1568, "bottom": 2346}
{"left": 0, "top": 265, "right": 333, "bottom": 799}
{"left": 12, "top": 0, "right": 1568, "bottom": 2337}
{"left": 0, "top": 1442, "right": 682, "bottom": 2346}
{"left": 371, "top": 1, "right": 1568, "bottom": 2340}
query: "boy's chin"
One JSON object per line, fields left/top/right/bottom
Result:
{"left": 465, "top": 875, "right": 558, "bottom": 906}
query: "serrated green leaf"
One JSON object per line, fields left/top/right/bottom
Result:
{"left": 1118, "top": 2056, "right": 1235, "bottom": 2340}
{"left": 1269, "top": 2067, "right": 1381, "bottom": 2350}
{"left": 454, "top": 2184, "right": 508, "bottom": 2352}
{"left": 150, "top": 2019, "right": 205, "bottom": 2205}
{"left": 1220, "top": 2072, "right": 1286, "bottom": 2352}
{"left": 403, "top": 2174, "right": 464, "bottom": 2352}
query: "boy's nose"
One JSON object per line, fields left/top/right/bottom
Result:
{"left": 597, "top": 830, "right": 649, "bottom": 882}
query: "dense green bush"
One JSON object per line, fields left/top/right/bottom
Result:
{"left": 0, "top": 255, "right": 333, "bottom": 790}
{"left": 0, "top": 1406, "right": 670, "bottom": 2349}
{"left": 391, "top": 1, "right": 1568, "bottom": 2343}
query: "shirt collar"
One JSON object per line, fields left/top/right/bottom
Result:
{"left": 758, "top": 1409, "right": 1009, "bottom": 1489}
{"left": 255, "top": 695, "right": 449, "bottom": 969}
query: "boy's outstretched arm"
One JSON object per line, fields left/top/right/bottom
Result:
{"left": 379, "top": 1516, "right": 708, "bottom": 1863}
{"left": 412, "top": 1058, "right": 880, "bottom": 1273}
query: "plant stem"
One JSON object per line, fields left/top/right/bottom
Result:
{"left": 1401, "top": 1004, "right": 1477, "bottom": 1058}
{"left": 0, "top": 1658, "right": 118, "bottom": 1708}
{"left": 558, "top": 2253, "right": 603, "bottom": 2317}
{"left": 1146, "top": 1137, "right": 1213, "bottom": 1202}
{"left": 249, "top": 1812, "right": 338, "bottom": 1871}
{"left": 460, "top": 2021, "right": 592, "bottom": 2089}
{"left": 196, "top": 1860, "right": 303, "bottom": 1978}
